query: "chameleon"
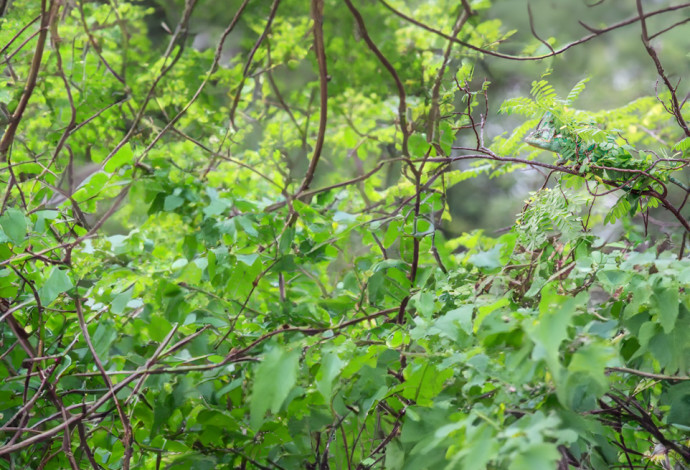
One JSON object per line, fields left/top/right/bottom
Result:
{"left": 524, "top": 112, "right": 689, "bottom": 193}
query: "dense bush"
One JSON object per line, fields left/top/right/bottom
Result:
{"left": 1, "top": 0, "right": 689, "bottom": 468}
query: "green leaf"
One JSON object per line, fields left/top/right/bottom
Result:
{"left": 111, "top": 286, "right": 134, "bottom": 315}
{"left": 408, "top": 133, "right": 430, "bottom": 156}
{"left": 432, "top": 305, "right": 473, "bottom": 338}
{"left": 104, "top": 142, "right": 134, "bottom": 172}
{"left": 652, "top": 279, "right": 679, "bottom": 333}
{"left": 164, "top": 195, "right": 184, "bottom": 211}
{"left": 509, "top": 443, "right": 561, "bottom": 470}
{"left": 564, "top": 77, "right": 590, "bottom": 105}
{"left": 597, "top": 269, "right": 630, "bottom": 293}
{"left": 411, "top": 292, "right": 436, "bottom": 318}
{"left": 73, "top": 172, "right": 108, "bottom": 202}
{"left": 474, "top": 296, "right": 510, "bottom": 333}
{"left": 664, "top": 382, "right": 690, "bottom": 426}
{"left": 92, "top": 320, "right": 117, "bottom": 359}
{"left": 315, "top": 350, "right": 345, "bottom": 401}
{"left": 236, "top": 253, "right": 259, "bottom": 266}
{"left": 674, "top": 137, "right": 690, "bottom": 152}
{"left": 279, "top": 226, "right": 294, "bottom": 254}
{"left": 383, "top": 219, "right": 401, "bottom": 248}
{"left": 250, "top": 345, "right": 300, "bottom": 429}
{"left": 236, "top": 216, "right": 258, "bottom": 238}
{"left": 151, "top": 390, "right": 173, "bottom": 439}
{"left": 33, "top": 210, "right": 58, "bottom": 234}
{"left": 525, "top": 289, "right": 584, "bottom": 373}
{"left": 38, "top": 268, "right": 73, "bottom": 305}
{"left": 168, "top": 455, "right": 217, "bottom": 470}
{"left": 560, "top": 343, "right": 615, "bottom": 411}
{"left": 0, "top": 208, "right": 27, "bottom": 245}
{"left": 468, "top": 245, "right": 502, "bottom": 270}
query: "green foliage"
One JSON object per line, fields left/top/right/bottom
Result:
{"left": 502, "top": 77, "right": 689, "bottom": 225}
{"left": 1, "top": 0, "right": 689, "bottom": 469}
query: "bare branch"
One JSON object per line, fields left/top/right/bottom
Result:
{"left": 0, "top": 0, "right": 59, "bottom": 161}
{"left": 378, "top": 0, "right": 690, "bottom": 61}
{"left": 636, "top": 0, "right": 690, "bottom": 136}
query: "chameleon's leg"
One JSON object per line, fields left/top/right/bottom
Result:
{"left": 669, "top": 176, "right": 690, "bottom": 192}
{"left": 626, "top": 192, "right": 642, "bottom": 216}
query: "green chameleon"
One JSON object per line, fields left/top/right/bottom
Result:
{"left": 524, "top": 112, "right": 689, "bottom": 193}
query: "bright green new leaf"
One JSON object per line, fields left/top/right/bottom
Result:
{"left": 474, "top": 296, "right": 510, "bottom": 333}
{"left": 104, "top": 142, "right": 134, "bottom": 172}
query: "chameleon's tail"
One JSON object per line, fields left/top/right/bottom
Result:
{"left": 670, "top": 176, "right": 690, "bottom": 192}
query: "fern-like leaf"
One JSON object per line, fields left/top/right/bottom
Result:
{"left": 674, "top": 137, "right": 690, "bottom": 152}
{"left": 530, "top": 79, "right": 557, "bottom": 105}
{"left": 564, "top": 77, "right": 590, "bottom": 105}
{"left": 499, "top": 97, "right": 537, "bottom": 117}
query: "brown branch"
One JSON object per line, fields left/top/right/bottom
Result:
{"left": 527, "top": 3, "right": 554, "bottom": 54}
{"left": 636, "top": 0, "right": 690, "bottom": 137}
{"left": 649, "top": 16, "right": 690, "bottom": 40}
{"left": 378, "top": 0, "right": 690, "bottom": 61}
{"left": 298, "top": 0, "right": 328, "bottom": 194}
{"left": 344, "top": 0, "right": 409, "bottom": 156}
{"left": 0, "top": 14, "right": 41, "bottom": 56}
{"left": 427, "top": 8, "right": 469, "bottom": 143}
{"left": 228, "top": 0, "right": 281, "bottom": 129}
{"left": 0, "top": 0, "right": 58, "bottom": 161}
{"left": 74, "top": 296, "right": 133, "bottom": 469}
{"left": 76, "top": 0, "right": 125, "bottom": 84}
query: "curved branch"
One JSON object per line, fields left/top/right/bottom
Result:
{"left": 298, "top": 0, "right": 328, "bottom": 194}
{"left": 0, "top": 0, "right": 58, "bottom": 161}
{"left": 636, "top": 0, "right": 690, "bottom": 137}
{"left": 344, "top": 0, "right": 409, "bottom": 156}
{"left": 378, "top": 0, "right": 690, "bottom": 62}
